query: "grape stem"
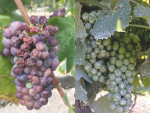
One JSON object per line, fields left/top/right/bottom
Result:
{"left": 129, "top": 24, "right": 149, "bottom": 29}
{"left": 128, "top": 90, "right": 137, "bottom": 113}
{"left": 130, "top": 0, "right": 140, "bottom": 5}
{"left": 14, "top": 0, "right": 30, "bottom": 25}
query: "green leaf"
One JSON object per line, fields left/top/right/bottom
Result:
{"left": 100, "top": 0, "right": 118, "bottom": 9}
{"left": 75, "top": 80, "right": 88, "bottom": 102}
{"left": 75, "top": 38, "right": 86, "bottom": 65}
{"left": 66, "top": 0, "right": 75, "bottom": 17}
{"left": 47, "top": 17, "right": 75, "bottom": 73}
{"left": 75, "top": 65, "right": 93, "bottom": 83}
{"left": 75, "top": 3, "right": 87, "bottom": 42}
{"left": 90, "top": 95, "right": 113, "bottom": 113}
{"left": 132, "top": 75, "right": 141, "bottom": 90}
{"left": 0, "top": 12, "right": 24, "bottom": 27}
{"left": 92, "top": 0, "right": 131, "bottom": 39}
{"left": 63, "top": 93, "right": 75, "bottom": 112}
{"left": 140, "top": 75, "right": 150, "bottom": 88}
{"left": 58, "top": 61, "right": 66, "bottom": 74}
{"left": 0, "top": 0, "right": 31, "bottom": 14}
{"left": 69, "top": 107, "right": 75, "bottom": 113}
{"left": 134, "top": 5, "right": 150, "bottom": 28}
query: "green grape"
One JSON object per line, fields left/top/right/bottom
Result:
{"left": 108, "top": 65, "right": 116, "bottom": 72}
{"left": 84, "top": 63, "right": 92, "bottom": 72}
{"left": 113, "top": 31, "right": 120, "bottom": 38}
{"left": 118, "top": 54, "right": 124, "bottom": 60}
{"left": 86, "top": 40, "right": 90, "bottom": 45}
{"left": 99, "top": 44, "right": 104, "bottom": 49}
{"left": 106, "top": 45, "right": 112, "bottom": 51}
{"left": 26, "top": 81, "right": 33, "bottom": 88}
{"left": 120, "top": 43, "right": 125, "bottom": 47}
{"left": 103, "top": 38, "right": 111, "bottom": 46}
{"left": 116, "top": 60, "right": 123, "bottom": 67}
{"left": 110, "top": 57, "right": 117, "bottom": 65}
{"left": 133, "top": 35, "right": 140, "bottom": 43}
{"left": 131, "top": 49, "right": 136, "bottom": 56}
{"left": 125, "top": 70, "right": 132, "bottom": 77}
{"left": 94, "top": 48, "right": 99, "bottom": 54}
{"left": 119, "top": 82, "right": 126, "bottom": 89}
{"left": 118, "top": 47, "right": 126, "bottom": 54}
{"left": 88, "top": 73, "right": 92, "bottom": 78}
{"left": 96, "top": 11, "right": 100, "bottom": 17}
{"left": 113, "top": 86, "right": 119, "bottom": 93}
{"left": 123, "top": 33, "right": 128, "bottom": 38}
{"left": 110, "top": 102, "right": 116, "bottom": 110}
{"left": 107, "top": 93, "right": 113, "bottom": 100}
{"left": 111, "top": 51, "right": 117, "bottom": 56}
{"left": 119, "top": 98, "right": 126, "bottom": 105}
{"left": 114, "top": 69, "right": 122, "bottom": 76}
{"left": 115, "top": 77, "right": 122, "bottom": 84}
{"left": 125, "top": 52, "right": 131, "bottom": 58}
{"left": 119, "top": 89, "right": 126, "bottom": 96}
{"left": 91, "top": 41, "right": 97, "bottom": 48}
{"left": 143, "top": 35, "right": 149, "bottom": 42}
{"left": 127, "top": 77, "right": 134, "bottom": 83}
{"left": 111, "top": 81, "right": 117, "bottom": 87}
{"left": 126, "top": 99, "right": 132, "bottom": 106}
{"left": 132, "top": 71, "right": 136, "bottom": 76}
{"left": 106, "top": 62, "right": 111, "bottom": 67}
{"left": 100, "top": 65, "right": 108, "bottom": 73}
{"left": 90, "top": 29, "right": 93, "bottom": 36}
{"left": 99, "top": 49, "right": 107, "bottom": 58}
{"left": 94, "top": 61, "right": 102, "bottom": 69}
{"left": 85, "top": 54, "right": 90, "bottom": 59}
{"left": 89, "top": 59, "right": 96, "bottom": 64}
{"left": 106, "top": 79, "right": 111, "bottom": 85}
{"left": 124, "top": 93, "right": 131, "bottom": 100}
{"left": 96, "top": 39, "right": 101, "bottom": 45}
{"left": 99, "top": 76, "right": 105, "bottom": 83}
{"left": 92, "top": 75, "right": 99, "bottom": 81}
{"left": 90, "top": 11, "right": 96, "bottom": 16}
{"left": 123, "top": 37, "right": 131, "bottom": 44}
{"left": 123, "top": 59, "right": 129, "bottom": 65}
{"left": 121, "top": 74, "right": 126, "bottom": 80}
{"left": 128, "top": 64, "right": 134, "bottom": 70}
{"left": 91, "top": 68, "right": 97, "bottom": 75}
{"left": 136, "top": 43, "right": 142, "bottom": 52}
{"left": 126, "top": 85, "right": 134, "bottom": 93}
{"left": 90, "top": 52, "right": 97, "bottom": 59}
{"left": 126, "top": 44, "right": 133, "bottom": 51}
{"left": 89, "top": 16, "right": 96, "bottom": 24}
{"left": 114, "top": 101, "right": 119, "bottom": 105}
{"left": 113, "top": 93, "right": 121, "bottom": 101}
{"left": 123, "top": 105, "right": 130, "bottom": 112}
{"left": 113, "top": 43, "right": 119, "bottom": 51}
{"left": 129, "top": 33, "right": 134, "bottom": 39}
{"left": 86, "top": 45, "right": 92, "bottom": 53}
{"left": 129, "top": 56, "right": 135, "bottom": 64}
{"left": 108, "top": 85, "right": 112, "bottom": 90}
{"left": 82, "top": 12, "right": 89, "bottom": 22}
{"left": 106, "top": 52, "right": 110, "bottom": 58}
{"left": 85, "top": 23, "right": 92, "bottom": 30}
{"left": 115, "top": 105, "right": 123, "bottom": 113}
{"left": 97, "top": 71, "right": 102, "bottom": 77}
{"left": 120, "top": 65, "right": 127, "bottom": 72}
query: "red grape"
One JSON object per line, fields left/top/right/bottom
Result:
{"left": 4, "top": 39, "right": 12, "bottom": 49}
{"left": 21, "top": 87, "right": 29, "bottom": 95}
{"left": 3, "top": 47, "right": 11, "bottom": 57}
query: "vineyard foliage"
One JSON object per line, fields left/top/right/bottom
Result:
{"left": 0, "top": 0, "right": 75, "bottom": 105}
{"left": 75, "top": 0, "right": 150, "bottom": 112}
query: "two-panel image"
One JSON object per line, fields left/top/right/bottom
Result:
{"left": 0, "top": 0, "right": 149, "bottom": 113}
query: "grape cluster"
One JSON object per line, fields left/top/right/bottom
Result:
{"left": 3, "top": 16, "right": 60, "bottom": 110}
{"left": 82, "top": 11, "right": 141, "bottom": 113}
{"left": 49, "top": 8, "right": 66, "bottom": 18}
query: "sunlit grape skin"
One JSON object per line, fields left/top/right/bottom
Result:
{"left": 3, "top": 28, "right": 12, "bottom": 39}
{"left": 10, "top": 21, "right": 23, "bottom": 32}
{"left": 3, "top": 47, "right": 11, "bottom": 57}
{"left": 4, "top": 39, "right": 12, "bottom": 49}
{"left": 48, "top": 36, "right": 58, "bottom": 47}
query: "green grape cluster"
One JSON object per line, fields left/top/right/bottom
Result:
{"left": 82, "top": 11, "right": 142, "bottom": 113}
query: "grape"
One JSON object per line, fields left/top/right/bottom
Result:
{"left": 10, "top": 21, "right": 23, "bottom": 32}
{"left": 40, "top": 77, "right": 48, "bottom": 86}
{"left": 113, "top": 93, "right": 121, "bottom": 101}
{"left": 36, "top": 42, "right": 46, "bottom": 51}
{"left": 94, "top": 61, "right": 102, "bottom": 69}
{"left": 13, "top": 67, "right": 24, "bottom": 75}
{"left": 30, "top": 49, "right": 41, "bottom": 59}
{"left": 123, "top": 37, "right": 131, "bottom": 44}
{"left": 48, "top": 36, "right": 58, "bottom": 47}
{"left": 113, "top": 86, "right": 119, "bottom": 93}
{"left": 26, "top": 81, "right": 33, "bottom": 88}
{"left": 82, "top": 13, "right": 89, "bottom": 22}
{"left": 33, "top": 100, "right": 41, "bottom": 110}
{"left": 50, "top": 58, "right": 59, "bottom": 68}
{"left": 85, "top": 23, "right": 92, "bottom": 30}
{"left": 25, "top": 58, "right": 35, "bottom": 66}
{"left": 43, "top": 57, "right": 52, "bottom": 67}
{"left": 26, "top": 100, "right": 35, "bottom": 107}
{"left": 92, "top": 75, "right": 99, "bottom": 81}
{"left": 115, "top": 77, "right": 122, "bottom": 84}
{"left": 23, "top": 95, "right": 33, "bottom": 101}
{"left": 53, "top": 10, "right": 59, "bottom": 16}
{"left": 10, "top": 71, "right": 18, "bottom": 78}
{"left": 3, "top": 28, "right": 12, "bottom": 39}
{"left": 23, "top": 36, "right": 32, "bottom": 45}
{"left": 3, "top": 47, "right": 11, "bottom": 56}
{"left": 4, "top": 39, "right": 12, "bottom": 48}
{"left": 39, "top": 16, "right": 47, "bottom": 25}
{"left": 32, "top": 35, "right": 40, "bottom": 46}
{"left": 116, "top": 60, "right": 123, "bottom": 67}
{"left": 21, "top": 43, "right": 31, "bottom": 52}
{"left": 38, "top": 97, "right": 48, "bottom": 105}
{"left": 16, "top": 58, "right": 25, "bottom": 67}
{"left": 113, "top": 43, "right": 119, "bottom": 51}
{"left": 116, "top": 105, "right": 123, "bottom": 113}
{"left": 108, "top": 65, "right": 116, "bottom": 72}
{"left": 103, "top": 38, "right": 111, "bottom": 46}
{"left": 22, "top": 87, "right": 29, "bottom": 95}
{"left": 49, "top": 49, "right": 56, "bottom": 58}
{"left": 43, "top": 68, "right": 52, "bottom": 78}
{"left": 16, "top": 91, "right": 23, "bottom": 99}
{"left": 114, "top": 69, "right": 122, "bottom": 77}
{"left": 52, "top": 45, "right": 59, "bottom": 53}
{"left": 30, "top": 15, "right": 38, "bottom": 25}
{"left": 24, "top": 67, "right": 31, "bottom": 74}
{"left": 99, "top": 76, "right": 105, "bottom": 83}
{"left": 109, "top": 73, "right": 116, "bottom": 81}
{"left": 34, "top": 93, "right": 40, "bottom": 100}
{"left": 41, "top": 51, "right": 49, "bottom": 59}
{"left": 119, "top": 82, "right": 126, "bottom": 89}
{"left": 35, "top": 59, "right": 42, "bottom": 67}
{"left": 110, "top": 102, "right": 116, "bottom": 110}
{"left": 107, "top": 93, "right": 113, "bottom": 100}
{"left": 33, "top": 85, "right": 43, "bottom": 92}
{"left": 40, "top": 89, "right": 50, "bottom": 98}
{"left": 26, "top": 106, "right": 33, "bottom": 110}
{"left": 20, "top": 99, "right": 26, "bottom": 106}
{"left": 29, "top": 88, "right": 37, "bottom": 96}
{"left": 17, "top": 73, "right": 28, "bottom": 83}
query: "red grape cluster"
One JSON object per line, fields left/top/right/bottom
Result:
{"left": 3, "top": 16, "right": 60, "bottom": 110}
{"left": 49, "top": 8, "right": 66, "bottom": 18}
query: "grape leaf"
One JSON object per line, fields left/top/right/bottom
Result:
{"left": 140, "top": 48, "right": 150, "bottom": 78}
{"left": 66, "top": 0, "right": 75, "bottom": 17}
{"left": 90, "top": 95, "right": 113, "bottom": 113}
{"left": 100, "top": 0, "right": 118, "bottom": 9}
{"left": 134, "top": 4, "right": 150, "bottom": 28}
{"left": 0, "top": 0, "right": 31, "bottom": 14}
{"left": 92, "top": 0, "right": 131, "bottom": 39}
{"left": 132, "top": 75, "right": 141, "bottom": 90}
{"left": 75, "top": 80, "right": 88, "bottom": 103}
{"left": 140, "top": 75, "right": 150, "bottom": 88}
{"left": 75, "top": 3, "right": 87, "bottom": 42}
{"left": 75, "top": 65, "right": 93, "bottom": 83}
{"left": 0, "top": 12, "right": 24, "bottom": 27}
{"left": 75, "top": 38, "right": 86, "bottom": 65}
{"left": 47, "top": 17, "right": 75, "bottom": 73}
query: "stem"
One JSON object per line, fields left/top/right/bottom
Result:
{"left": 129, "top": 90, "right": 137, "bottom": 113}
{"left": 129, "top": 24, "right": 149, "bottom": 29}
{"left": 14, "top": 0, "right": 30, "bottom": 25}
{"left": 130, "top": 0, "right": 140, "bottom": 5}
